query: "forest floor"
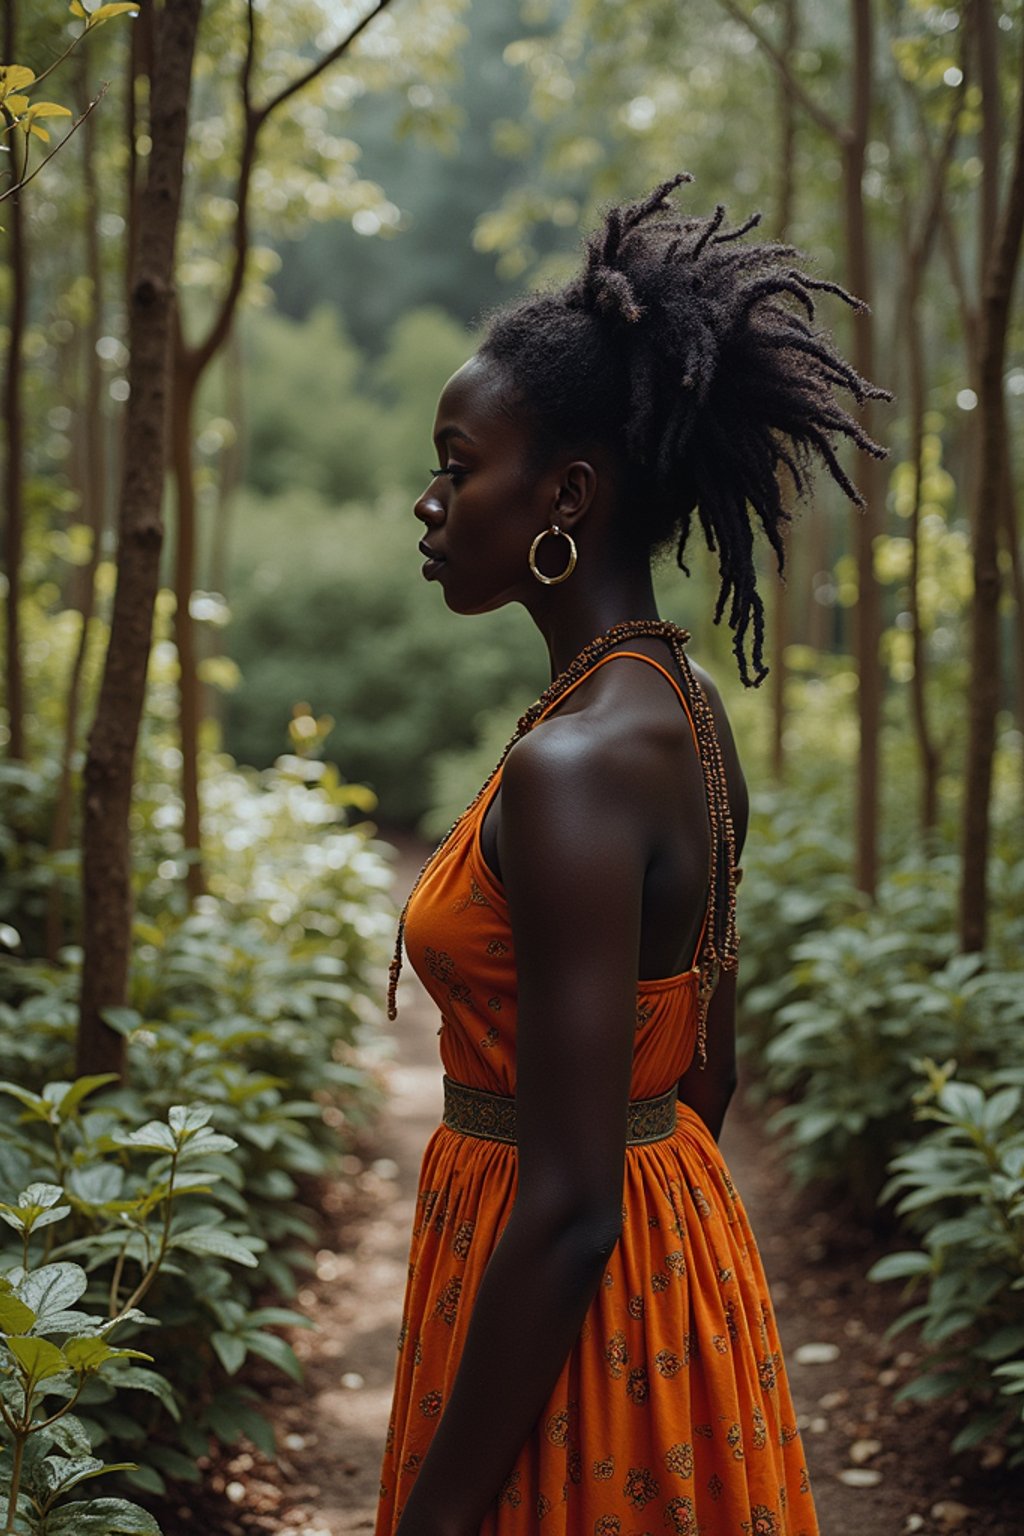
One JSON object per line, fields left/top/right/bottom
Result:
{"left": 151, "top": 839, "right": 1022, "bottom": 1536}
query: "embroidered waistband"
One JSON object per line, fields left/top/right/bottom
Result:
{"left": 441, "top": 1075, "right": 678, "bottom": 1146}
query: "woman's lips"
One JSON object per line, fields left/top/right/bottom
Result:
{"left": 418, "top": 541, "right": 446, "bottom": 579}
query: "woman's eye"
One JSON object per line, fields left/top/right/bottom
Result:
{"left": 429, "top": 466, "right": 465, "bottom": 483}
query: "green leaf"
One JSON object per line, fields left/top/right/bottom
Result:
{"left": 895, "top": 1370, "right": 964, "bottom": 1403}
{"left": 242, "top": 1330, "right": 302, "bottom": 1382}
{"left": 114, "top": 1121, "right": 176, "bottom": 1153}
{"left": 21, "top": 1183, "right": 65, "bottom": 1210}
{"left": 177, "top": 1132, "right": 239, "bottom": 1160}
{"left": 0, "top": 1292, "right": 36, "bottom": 1333}
{"left": 88, "top": 2, "right": 142, "bottom": 24}
{"left": 5, "top": 1334, "right": 68, "bottom": 1386}
{"left": 67, "top": 1164, "right": 125, "bottom": 1205}
{"left": 867, "top": 1251, "right": 933, "bottom": 1283}
{"left": 104, "top": 1364, "right": 181, "bottom": 1421}
{"left": 973, "top": 1325, "right": 1024, "bottom": 1362}
{"left": 63, "top": 1337, "right": 152, "bottom": 1374}
{"left": 211, "top": 1332, "right": 246, "bottom": 1375}
{"left": 19, "top": 1263, "right": 87, "bottom": 1318}
{"left": 57, "top": 1076, "right": 119, "bottom": 1119}
{"left": 169, "top": 1228, "right": 261, "bottom": 1266}
{"left": 168, "top": 1104, "right": 213, "bottom": 1137}
{"left": 47, "top": 1498, "right": 161, "bottom": 1535}
{"left": 0, "top": 1081, "right": 51, "bottom": 1118}
{"left": 99, "top": 1006, "right": 143, "bottom": 1036}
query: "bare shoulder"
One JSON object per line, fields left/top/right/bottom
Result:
{"left": 499, "top": 706, "right": 635, "bottom": 822}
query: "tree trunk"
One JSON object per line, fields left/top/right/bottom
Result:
{"left": 47, "top": 47, "right": 111, "bottom": 962}
{"left": 205, "top": 325, "right": 244, "bottom": 736}
{"left": 170, "top": 355, "right": 205, "bottom": 901}
{"left": 846, "top": 0, "right": 883, "bottom": 897}
{"left": 959, "top": 11, "right": 1024, "bottom": 951}
{"left": 999, "top": 426, "right": 1024, "bottom": 750}
{"left": 78, "top": 0, "right": 204, "bottom": 1079}
{"left": 904, "top": 268, "right": 940, "bottom": 835}
{"left": 2, "top": 0, "right": 27, "bottom": 763}
{"left": 770, "top": 0, "right": 799, "bottom": 781}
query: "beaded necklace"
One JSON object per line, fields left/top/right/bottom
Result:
{"left": 386, "top": 619, "right": 739, "bottom": 1069}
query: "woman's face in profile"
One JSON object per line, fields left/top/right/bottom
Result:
{"left": 413, "top": 356, "right": 556, "bottom": 616}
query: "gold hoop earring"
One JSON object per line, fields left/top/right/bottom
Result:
{"left": 529, "top": 525, "right": 577, "bottom": 586}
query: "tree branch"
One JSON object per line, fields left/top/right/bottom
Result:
{"left": 715, "top": 0, "right": 845, "bottom": 144}
{"left": 184, "top": 0, "right": 397, "bottom": 378}
{"left": 0, "top": 86, "right": 107, "bottom": 204}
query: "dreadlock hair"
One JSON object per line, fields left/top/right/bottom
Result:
{"left": 477, "top": 172, "right": 892, "bottom": 686}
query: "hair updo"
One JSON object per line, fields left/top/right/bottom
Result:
{"left": 478, "top": 172, "right": 892, "bottom": 686}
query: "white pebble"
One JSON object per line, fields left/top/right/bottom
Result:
{"left": 225, "top": 1481, "right": 246, "bottom": 1504}
{"left": 849, "top": 1438, "right": 882, "bottom": 1464}
{"left": 838, "top": 1468, "right": 883, "bottom": 1488}
{"left": 795, "top": 1341, "right": 841, "bottom": 1366}
{"left": 341, "top": 1371, "right": 365, "bottom": 1390}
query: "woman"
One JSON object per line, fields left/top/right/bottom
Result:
{"left": 376, "top": 174, "right": 889, "bottom": 1536}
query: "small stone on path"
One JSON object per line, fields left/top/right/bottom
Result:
{"left": 837, "top": 1468, "right": 883, "bottom": 1488}
{"left": 848, "top": 1438, "right": 882, "bottom": 1464}
{"left": 930, "top": 1501, "right": 973, "bottom": 1528}
{"left": 795, "top": 1341, "right": 841, "bottom": 1366}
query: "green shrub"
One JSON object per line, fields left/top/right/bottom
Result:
{"left": 0, "top": 726, "right": 394, "bottom": 1491}
{"left": 868, "top": 1063, "right": 1024, "bottom": 1465}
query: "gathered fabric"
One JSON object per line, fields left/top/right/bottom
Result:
{"left": 375, "top": 651, "right": 819, "bottom": 1536}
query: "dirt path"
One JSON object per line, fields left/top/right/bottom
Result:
{"left": 156, "top": 842, "right": 1020, "bottom": 1536}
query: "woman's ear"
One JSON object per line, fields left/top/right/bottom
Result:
{"left": 553, "top": 459, "right": 598, "bottom": 527}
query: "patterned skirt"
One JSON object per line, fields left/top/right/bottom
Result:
{"left": 375, "top": 1099, "right": 819, "bottom": 1536}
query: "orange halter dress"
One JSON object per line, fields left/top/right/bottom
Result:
{"left": 375, "top": 650, "right": 819, "bottom": 1536}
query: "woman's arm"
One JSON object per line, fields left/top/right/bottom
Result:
{"left": 393, "top": 718, "right": 647, "bottom": 1536}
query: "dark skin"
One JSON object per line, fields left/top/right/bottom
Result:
{"left": 398, "top": 354, "right": 749, "bottom": 1536}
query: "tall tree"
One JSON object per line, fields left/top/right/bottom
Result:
{"left": 170, "top": 0, "right": 397, "bottom": 903}
{"left": 3, "top": 0, "right": 29, "bottom": 764}
{"left": 78, "top": 0, "right": 203, "bottom": 1079}
{"left": 769, "top": 0, "right": 799, "bottom": 782}
{"left": 47, "top": 41, "right": 114, "bottom": 961}
{"left": 718, "top": 0, "right": 888, "bottom": 894}
{"left": 959, "top": 0, "right": 1024, "bottom": 951}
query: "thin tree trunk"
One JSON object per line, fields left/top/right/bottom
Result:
{"left": 845, "top": 0, "right": 883, "bottom": 897}
{"left": 168, "top": 0, "right": 395, "bottom": 903}
{"left": 904, "top": 273, "right": 940, "bottom": 834}
{"left": 959, "top": 10, "right": 1024, "bottom": 952}
{"left": 170, "top": 358, "right": 205, "bottom": 901}
{"left": 47, "top": 48, "right": 111, "bottom": 962}
{"left": 770, "top": 0, "right": 799, "bottom": 781}
{"left": 78, "top": 0, "right": 203, "bottom": 1079}
{"left": 999, "top": 426, "right": 1024, "bottom": 746}
{"left": 3, "top": 0, "right": 27, "bottom": 762}
{"left": 205, "top": 324, "right": 244, "bottom": 735}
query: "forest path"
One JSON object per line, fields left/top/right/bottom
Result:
{"left": 158, "top": 839, "right": 1015, "bottom": 1536}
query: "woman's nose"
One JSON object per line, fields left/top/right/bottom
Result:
{"left": 414, "top": 485, "right": 445, "bottom": 525}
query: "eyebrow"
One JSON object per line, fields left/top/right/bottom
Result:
{"left": 434, "top": 425, "right": 476, "bottom": 447}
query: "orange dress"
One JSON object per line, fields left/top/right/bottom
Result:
{"left": 375, "top": 651, "right": 819, "bottom": 1536}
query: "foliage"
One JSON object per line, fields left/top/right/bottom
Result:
{"left": 0, "top": 1099, "right": 213, "bottom": 1535}
{"left": 868, "top": 1064, "right": 1024, "bottom": 1468}
{"left": 0, "top": 608, "right": 394, "bottom": 1492}
{"left": 224, "top": 485, "right": 548, "bottom": 825}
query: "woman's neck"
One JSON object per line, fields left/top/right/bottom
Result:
{"left": 527, "top": 563, "right": 663, "bottom": 680}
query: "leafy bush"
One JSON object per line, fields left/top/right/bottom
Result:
{"left": 0, "top": 1099, "right": 259, "bottom": 1532}
{"left": 1, "top": 710, "right": 394, "bottom": 1494}
{"left": 868, "top": 1063, "right": 1024, "bottom": 1466}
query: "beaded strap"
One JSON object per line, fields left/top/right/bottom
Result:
{"left": 387, "top": 620, "right": 739, "bottom": 1069}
